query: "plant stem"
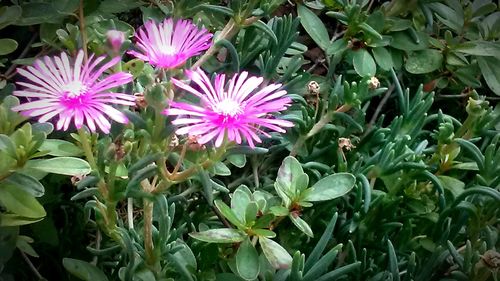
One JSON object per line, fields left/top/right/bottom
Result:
{"left": 153, "top": 110, "right": 164, "bottom": 142}
{"left": 20, "top": 250, "right": 45, "bottom": 281}
{"left": 172, "top": 142, "right": 188, "bottom": 175}
{"left": 143, "top": 198, "right": 155, "bottom": 265}
{"left": 78, "top": 0, "right": 89, "bottom": 61}
{"left": 127, "top": 198, "right": 134, "bottom": 230}
{"left": 192, "top": 16, "right": 260, "bottom": 69}
{"left": 290, "top": 104, "right": 352, "bottom": 156}
{"left": 77, "top": 128, "right": 97, "bottom": 171}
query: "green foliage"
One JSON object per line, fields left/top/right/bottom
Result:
{"left": 0, "top": 0, "right": 499, "bottom": 281}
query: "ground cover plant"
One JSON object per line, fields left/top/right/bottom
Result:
{"left": 0, "top": 0, "right": 499, "bottom": 280}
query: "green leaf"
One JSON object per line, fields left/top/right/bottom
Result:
{"left": 38, "top": 139, "right": 83, "bottom": 156}
{"left": 0, "top": 134, "right": 17, "bottom": 158}
{"left": 3, "top": 172, "right": 44, "bottom": 197}
{"left": 390, "top": 31, "right": 429, "bottom": 51}
{"left": 405, "top": 49, "right": 443, "bottom": 74}
{"left": 0, "top": 226, "right": 18, "bottom": 263}
{"left": 97, "top": 0, "right": 143, "bottom": 14}
{"left": 302, "top": 173, "right": 356, "bottom": 202}
{"left": 455, "top": 41, "right": 500, "bottom": 57}
{"left": 227, "top": 154, "right": 246, "bottom": 168}
{"left": 478, "top": 56, "right": 500, "bottom": 95}
{"left": 170, "top": 241, "right": 197, "bottom": 281}
{"left": 270, "top": 206, "right": 289, "bottom": 216}
{"left": 16, "top": 3, "right": 64, "bottom": 25}
{"left": 236, "top": 238, "right": 260, "bottom": 280}
{"left": 252, "top": 20, "right": 278, "bottom": 46}
{"left": 231, "top": 188, "right": 251, "bottom": 223}
{"left": 215, "top": 200, "right": 245, "bottom": 228}
{"left": 352, "top": 49, "right": 376, "bottom": 77}
{"left": 298, "top": 5, "right": 330, "bottom": 51}
{"left": 26, "top": 157, "right": 91, "bottom": 176}
{"left": 0, "top": 184, "right": 46, "bottom": 218}
{"left": 289, "top": 214, "right": 313, "bottom": 237}
{"left": 0, "top": 5, "right": 22, "bottom": 30}
{"left": 326, "top": 38, "right": 348, "bottom": 56}
{"left": 123, "top": 59, "right": 145, "bottom": 78}
{"left": 214, "top": 161, "right": 231, "bottom": 176}
{"left": 259, "top": 237, "right": 292, "bottom": 269}
{"left": 372, "top": 47, "right": 394, "bottom": 71}
{"left": 63, "top": 258, "right": 109, "bottom": 281}
{"left": 52, "top": 0, "right": 79, "bottom": 15}
{"left": 359, "top": 22, "right": 383, "bottom": 40}
{"left": 0, "top": 39, "right": 18, "bottom": 56}
{"left": 0, "top": 214, "right": 43, "bottom": 226}
{"left": 275, "top": 156, "right": 306, "bottom": 203}
{"left": 189, "top": 228, "right": 246, "bottom": 243}
{"left": 16, "top": 235, "right": 38, "bottom": 257}
{"left": 245, "top": 202, "right": 259, "bottom": 226}
{"left": 252, "top": 229, "right": 276, "bottom": 238}
{"left": 438, "top": 175, "right": 465, "bottom": 198}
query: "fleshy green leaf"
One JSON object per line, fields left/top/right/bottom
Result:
{"left": 405, "top": 49, "right": 443, "bottom": 74}
{"left": 227, "top": 154, "right": 246, "bottom": 168}
{"left": 259, "top": 237, "right": 292, "bottom": 269}
{"left": 38, "top": 139, "right": 83, "bottom": 157}
{"left": 231, "top": 188, "right": 251, "bottom": 223}
{"left": 352, "top": 49, "right": 376, "bottom": 77}
{"left": 0, "top": 214, "right": 43, "bottom": 226}
{"left": 0, "top": 5, "right": 22, "bottom": 30}
{"left": 298, "top": 5, "right": 330, "bottom": 50}
{"left": 289, "top": 214, "right": 313, "bottom": 237}
{"left": 0, "top": 39, "right": 18, "bottom": 56}
{"left": 236, "top": 238, "right": 260, "bottom": 280}
{"left": 478, "top": 56, "right": 500, "bottom": 95}
{"left": 390, "top": 31, "right": 429, "bottom": 51}
{"left": 0, "top": 184, "right": 46, "bottom": 218}
{"left": 215, "top": 200, "right": 245, "bottom": 228}
{"left": 3, "top": 172, "right": 44, "bottom": 197}
{"left": 25, "top": 157, "right": 91, "bottom": 176}
{"left": 455, "top": 41, "right": 500, "bottom": 57}
{"left": 189, "top": 228, "right": 246, "bottom": 243}
{"left": 275, "top": 156, "right": 307, "bottom": 204}
{"left": 372, "top": 47, "right": 394, "bottom": 71}
{"left": 63, "top": 258, "right": 109, "bottom": 281}
{"left": 302, "top": 173, "right": 356, "bottom": 202}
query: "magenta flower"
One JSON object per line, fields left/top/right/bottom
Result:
{"left": 129, "top": 18, "right": 212, "bottom": 69}
{"left": 12, "top": 50, "right": 135, "bottom": 133}
{"left": 163, "top": 69, "right": 294, "bottom": 147}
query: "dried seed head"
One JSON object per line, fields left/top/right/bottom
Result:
{"left": 338, "top": 137, "right": 356, "bottom": 151}
{"left": 307, "top": 81, "right": 321, "bottom": 95}
{"left": 368, "top": 76, "right": 380, "bottom": 89}
{"left": 134, "top": 93, "right": 147, "bottom": 108}
{"left": 169, "top": 134, "right": 179, "bottom": 148}
{"left": 187, "top": 135, "right": 206, "bottom": 151}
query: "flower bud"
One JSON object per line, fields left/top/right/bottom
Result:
{"left": 106, "top": 30, "right": 125, "bottom": 52}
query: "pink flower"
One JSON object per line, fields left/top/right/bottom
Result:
{"left": 106, "top": 30, "right": 125, "bottom": 52}
{"left": 163, "top": 69, "right": 294, "bottom": 147}
{"left": 129, "top": 18, "right": 212, "bottom": 69}
{"left": 12, "top": 50, "right": 135, "bottom": 133}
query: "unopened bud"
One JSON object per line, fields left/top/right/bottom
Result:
{"left": 106, "top": 30, "right": 125, "bottom": 52}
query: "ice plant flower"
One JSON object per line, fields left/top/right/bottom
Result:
{"left": 163, "top": 69, "right": 294, "bottom": 147}
{"left": 129, "top": 18, "right": 212, "bottom": 69}
{"left": 12, "top": 50, "right": 135, "bottom": 133}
